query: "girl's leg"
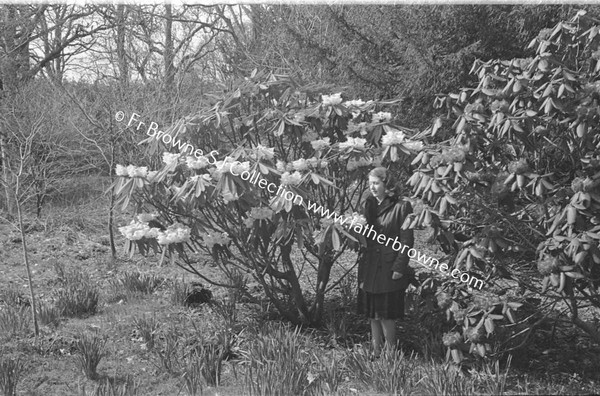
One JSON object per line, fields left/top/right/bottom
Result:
{"left": 370, "top": 319, "right": 384, "bottom": 354}
{"left": 381, "top": 319, "right": 397, "bottom": 350}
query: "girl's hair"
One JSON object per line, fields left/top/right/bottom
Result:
{"left": 368, "top": 167, "right": 400, "bottom": 196}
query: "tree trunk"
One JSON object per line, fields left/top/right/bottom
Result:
{"left": 0, "top": 134, "right": 13, "bottom": 217}
{"left": 310, "top": 253, "right": 335, "bottom": 324}
{"left": 163, "top": 4, "right": 175, "bottom": 100}
{"left": 108, "top": 175, "right": 117, "bottom": 262}
{"left": 15, "top": 169, "right": 39, "bottom": 337}
{"left": 280, "top": 242, "right": 310, "bottom": 324}
{"left": 116, "top": 4, "right": 128, "bottom": 89}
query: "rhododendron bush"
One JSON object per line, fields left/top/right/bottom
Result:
{"left": 112, "top": 71, "right": 423, "bottom": 324}
{"left": 415, "top": 10, "right": 600, "bottom": 362}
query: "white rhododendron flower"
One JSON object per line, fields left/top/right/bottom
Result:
{"left": 244, "top": 217, "right": 255, "bottom": 228}
{"left": 253, "top": 144, "right": 275, "bottom": 161}
{"left": 322, "top": 93, "right": 343, "bottom": 106}
{"left": 372, "top": 112, "right": 392, "bottom": 123}
{"left": 137, "top": 213, "right": 158, "bottom": 223}
{"left": 339, "top": 137, "right": 367, "bottom": 150}
{"left": 162, "top": 152, "right": 181, "bottom": 166}
{"left": 156, "top": 223, "right": 191, "bottom": 245}
{"left": 382, "top": 129, "right": 406, "bottom": 146}
{"left": 115, "top": 164, "right": 128, "bottom": 176}
{"left": 320, "top": 218, "right": 334, "bottom": 228}
{"left": 293, "top": 113, "right": 305, "bottom": 123}
{"left": 125, "top": 165, "right": 148, "bottom": 178}
{"left": 311, "top": 138, "right": 331, "bottom": 151}
{"left": 119, "top": 220, "right": 161, "bottom": 241}
{"left": 276, "top": 160, "right": 286, "bottom": 172}
{"left": 292, "top": 158, "right": 309, "bottom": 171}
{"left": 186, "top": 155, "right": 210, "bottom": 169}
{"left": 320, "top": 160, "right": 329, "bottom": 168}
{"left": 202, "top": 231, "right": 231, "bottom": 250}
{"left": 280, "top": 171, "right": 303, "bottom": 186}
{"left": 306, "top": 158, "right": 319, "bottom": 168}
{"left": 347, "top": 157, "right": 372, "bottom": 171}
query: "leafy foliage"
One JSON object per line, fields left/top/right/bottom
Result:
{"left": 412, "top": 9, "right": 600, "bottom": 361}
{"left": 113, "top": 70, "right": 423, "bottom": 324}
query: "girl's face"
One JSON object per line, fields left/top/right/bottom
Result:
{"left": 368, "top": 175, "right": 385, "bottom": 200}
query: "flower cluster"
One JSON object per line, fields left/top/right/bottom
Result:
{"left": 157, "top": 223, "right": 191, "bottom": 245}
{"left": 186, "top": 155, "right": 210, "bottom": 169}
{"left": 292, "top": 158, "right": 309, "bottom": 171}
{"left": 119, "top": 220, "right": 161, "bottom": 241}
{"left": 322, "top": 93, "right": 343, "bottom": 106}
{"left": 347, "top": 122, "right": 368, "bottom": 136}
{"left": 339, "top": 137, "right": 367, "bottom": 150}
{"left": 280, "top": 171, "right": 303, "bottom": 186}
{"left": 251, "top": 144, "right": 275, "bottom": 161}
{"left": 320, "top": 217, "right": 334, "bottom": 228}
{"left": 372, "top": 112, "right": 392, "bottom": 123}
{"left": 202, "top": 231, "right": 231, "bottom": 250}
{"left": 115, "top": 164, "right": 149, "bottom": 178}
{"left": 343, "top": 99, "right": 366, "bottom": 107}
{"left": 307, "top": 158, "right": 328, "bottom": 169}
{"left": 162, "top": 152, "right": 181, "bottom": 166}
{"left": 381, "top": 129, "right": 406, "bottom": 146}
{"left": 311, "top": 138, "right": 331, "bottom": 151}
{"left": 211, "top": 157, "right": 250, "bottom": 180}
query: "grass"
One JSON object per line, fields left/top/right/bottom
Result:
{"left": 3, "top": 183, "right": 600, "bottom": 395}
{"left": 241, "top": 323, "right": 313, "bottom": 396}
{"left": 75, "top": 331, "right": 107, "bottom": 380}
{"left": 132, "top": 314, "right": 159, "bottom": 351}
{"left": 53, "top": 263, "right": 100, "bottom": 318}
{"left": 36, "top": 301, "right": 61, "bottom": 327}
{"left": 0, "top": 305, "right": 30, "bottom": 340}
{"left": 0, "top": 355, "right": 24, "bottom": 396}
{"left": 112, "top": 271, "right": 164, "bottom": 295}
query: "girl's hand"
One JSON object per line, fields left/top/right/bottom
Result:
{"left": 392, "top": 271, "right": 403, "bottom": 280}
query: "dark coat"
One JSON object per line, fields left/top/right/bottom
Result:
{"left": 358, "top": 194, "right": 415, "bottom": 294}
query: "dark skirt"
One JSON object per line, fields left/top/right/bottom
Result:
{"left": 357, "top": 288, "right": 405, "bottom": 320}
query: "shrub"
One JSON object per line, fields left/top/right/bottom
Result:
{"left": 75, "top": 331, "right": 107, "bottom": 380}
{"left": 0, "top": 355, "right": 24, "bottom": 396}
